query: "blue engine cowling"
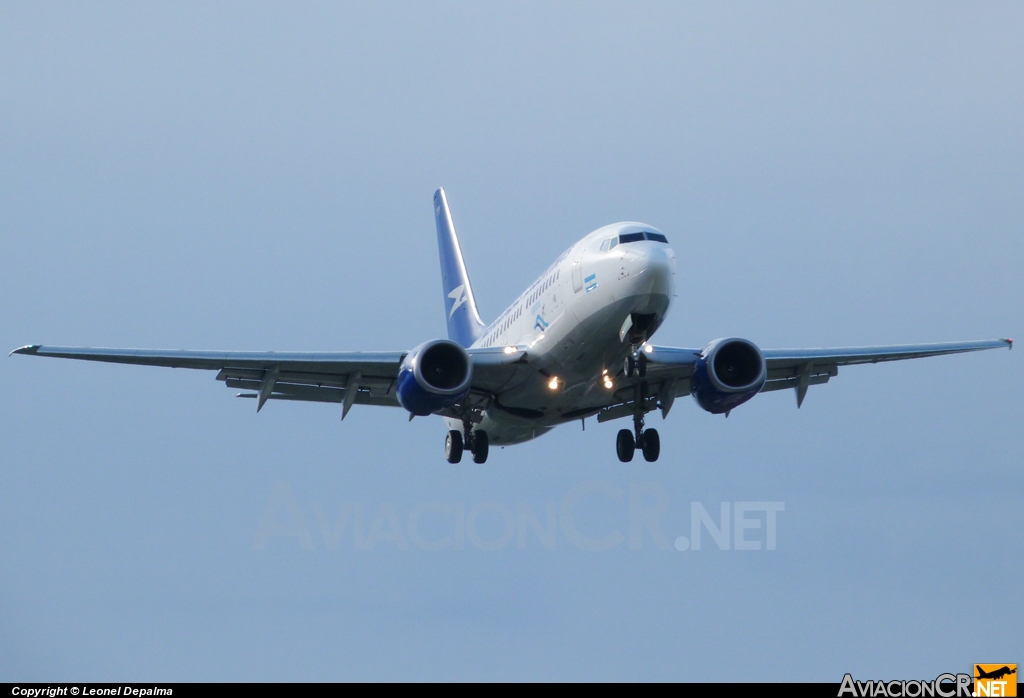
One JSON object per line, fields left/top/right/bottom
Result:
{"left": 691, "top": 337, "right": 767, "bottom": 414}
{"left": 396, "top": 339, "right": 473, "bottom": 416}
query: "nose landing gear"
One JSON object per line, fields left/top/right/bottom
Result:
{"left": 624, "top": 350, "right": 648, "bottom": 378}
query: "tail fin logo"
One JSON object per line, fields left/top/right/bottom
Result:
{"left": 448, "top": 284, "right": 468, "bottom": 319}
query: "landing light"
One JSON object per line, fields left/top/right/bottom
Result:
{"left": 644, "top": 344, "right": 654, "bottom": 354}
{"left": 504, "top": 346, "right": 516, "bottom": 354}
{"left": 603, "top": 378, "right": 614, "bottom": 390}
{"left": 548, "top": 377, "right": 559, "bottom": 390}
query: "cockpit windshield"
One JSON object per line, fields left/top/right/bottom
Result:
{"left": 616, "top": 231, "right": 669, "bottom": 245}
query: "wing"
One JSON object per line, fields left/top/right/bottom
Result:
{"left": 758, "top": 339, "right": 1012, "bottom": 406}
{"left": 10, "top": 343, "right": 530, "bottom": 417}
{"left": 596, "top": 338, "right": 1012, "bottom": 422}
{"left": 11, "top": 344, "right": 406, "bottom": 414}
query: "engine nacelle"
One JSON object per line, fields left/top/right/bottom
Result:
{"left": 396, "top": 339, "right": 473, "bottom": 416}
{"left": 691, "top": 337, "right": 766, "bottom": 414}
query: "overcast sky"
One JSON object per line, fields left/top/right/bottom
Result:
{"left": 1, "top": 2, "right": 1021, "bottom": 681}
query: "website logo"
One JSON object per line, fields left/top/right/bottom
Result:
{"left": 974, "top": 665, "right": 1017, "bottom": 697}
{"left": 838, "top": 667, "right": 1017, "bottom": 698}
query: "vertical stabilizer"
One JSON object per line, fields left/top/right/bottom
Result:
{"left": 434, "top": 188, "right": 486, "bottom": 347}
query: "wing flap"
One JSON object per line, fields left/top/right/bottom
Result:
{"left": 215, "top": 368, "right": 397, "bottom": 390}
{"left": 235, "top": 388, "right": 399, "bottom": 407}
{"left": 760, "top": 372, "right": 832, "bottom": 394}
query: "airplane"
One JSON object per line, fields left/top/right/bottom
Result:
{"left": 975, "top": 666, "right": 1016, "bottom": 681}
{"left": 11, "top": 188, "right": 1013, "bottom": 464}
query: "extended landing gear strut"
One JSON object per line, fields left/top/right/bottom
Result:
{"left": 615, "top": 366, "right": 660, "bottom": 463}
{"left": 445, "top": 415, "right": 489, "bottom": 464}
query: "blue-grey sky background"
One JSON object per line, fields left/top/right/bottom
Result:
{"left": 1, "top": 2, "right": 1021, "bottom": 681}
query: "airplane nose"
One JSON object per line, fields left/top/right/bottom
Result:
{"left": 630, "top": 244, "right": 673, "bottom": 296}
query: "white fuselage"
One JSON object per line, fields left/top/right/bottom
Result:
{"left": 446, "top": 223, "right": 676, "bottom": 445}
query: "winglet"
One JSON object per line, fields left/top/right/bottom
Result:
{"left": 1007, "top": 338, "right": 1013, "bottom": 350}
{"left": 10, "top": 344, "right": 41, "bottom": 357}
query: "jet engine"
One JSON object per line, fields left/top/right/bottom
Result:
{"left": 396, "top": 339, "right": 473, "bottom": 416}
{"left": 691, "top": 337, "right": 766, "bottom": 414}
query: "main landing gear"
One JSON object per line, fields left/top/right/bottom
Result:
{"left": 445, "top": 426, "right": 489, "bottom": 464}
{"left": 445, "top": 430, "right": 463, "bottom": 463}
{"left": 616, "top": 352, "right": 660, "bottom": 463}
{"left": 616, "top": 411, "right": 660, "bottom": 463}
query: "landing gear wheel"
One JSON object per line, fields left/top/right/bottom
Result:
{"left": 641, "top": 428, "right": 660, "bottom": 462}
{"left": 445, "top": 430, "right": 463, "bottom": 464}
{"left": 624, "top": 355, "right": 636, "bottom": 378}
{"left": 472, "top": 430, "right": 489, "bottom": 464}
{"left": 616, "top": 429, "right": 635, "bottom": 462}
